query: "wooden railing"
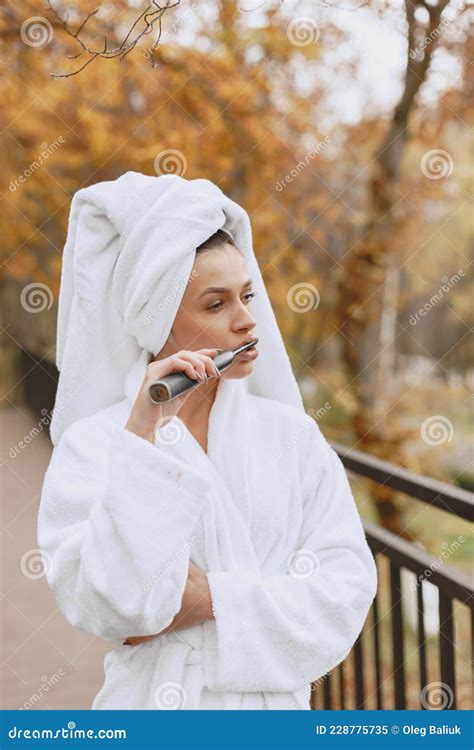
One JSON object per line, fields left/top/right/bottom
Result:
{"left": 310, "top": 443, "right": 473, "bottom": 710}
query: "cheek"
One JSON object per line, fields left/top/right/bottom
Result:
{"left": 172, "top": 311, "right": 209, "bottom": 346}
{"left": 198, "top": 312, "right": 228, "bottom": 336}
{"left": 179, "top": 313, "right": 226, "bottom": 349}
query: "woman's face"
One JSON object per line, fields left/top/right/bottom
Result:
{"left": 159, "top": 244, "right": 259, "bottom": 379}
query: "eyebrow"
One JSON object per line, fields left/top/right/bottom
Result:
{"left": 198, "top": 278, "right": 253, "bottom": 297}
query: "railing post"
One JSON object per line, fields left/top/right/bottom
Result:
{"left": 372, "top": 576, "right": 383, "bottom": 709}
{"left": 390, "top": 561, "right": 406, "bottom": 708}
{"left": 353, "top": 634, "right": 365, "bottom": 709}
{"left": 417, "top": 583, "right": 428, "bottom": 709}
{"left": 439, "top": 593, "right": 456, "bottom": 709}
{"left": 323, "top": 672, "right": 332, "bottom": 708}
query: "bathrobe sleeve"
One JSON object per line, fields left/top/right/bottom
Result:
{"left": 37, "top": 416, "right": 209, "bottom": 646}
{"left": 204, "top": 415, "right": 377, "bottom": 693}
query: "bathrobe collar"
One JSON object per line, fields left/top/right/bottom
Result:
{"left": 122, "top": 349, "right": 255, "bottom": 528}
{"left": 123, "top": 347, "right": 237, "bottom": 452}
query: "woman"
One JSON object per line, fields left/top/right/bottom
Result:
{"left": 38, "top": 171, "right": 377, "bottom": 710}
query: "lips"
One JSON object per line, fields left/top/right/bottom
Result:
{"left": 235, "top": 337, "right": 259, "bottom": 362}
{"left": 238, "top": 336, "right": 259, "bottom": 349}
{"left": 239, "top": 346, "right": 259, "bottom": 361}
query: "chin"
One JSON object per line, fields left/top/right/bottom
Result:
{"left": 222, "top": 360, "right": 254, "bottom": 379}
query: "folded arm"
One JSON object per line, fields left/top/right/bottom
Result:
{"left": 38, "top": 418, "right": 210, "bottom": 646}
{"left": 123, "top": 561, "right": 213, "bottom": 645}
{"left": 203, "top": 416, "right": 378, "bottom": 693}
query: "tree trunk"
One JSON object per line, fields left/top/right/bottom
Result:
{"left": 337, "top": 0, "right": 451, "bottom": 538}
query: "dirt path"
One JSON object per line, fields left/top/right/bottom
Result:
{"left": 1, "top": 405, "right": 109, "bottom": 709}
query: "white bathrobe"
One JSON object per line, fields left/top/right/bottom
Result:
{"left": 37, "top": 351, "right": 377, "bottom": 710}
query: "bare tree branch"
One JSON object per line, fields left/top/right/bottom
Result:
{"left": 44, "top": 0, "right": 181, "bottom": 78}
{"left": 376, "top": 0, "right": 452, "bottom": 187}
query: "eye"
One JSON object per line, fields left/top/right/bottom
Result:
{"left": 244, "top": 291, "right": 257, "bottom": 303}
{"left": 208, "top": 300, "right": 224, "bottom": 311}
{"left": 207, "top": 291, "right": 257, "bottom": 312}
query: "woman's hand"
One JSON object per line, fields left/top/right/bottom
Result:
{"left": 125, "top": 348, "right": 221, "bottom": 443}
{"left": 123, "top": 562, "right": 214, "bottom": 646}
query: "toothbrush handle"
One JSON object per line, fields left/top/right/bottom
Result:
{"left": 149, "top": 350, "right": 235, "bottom": 403}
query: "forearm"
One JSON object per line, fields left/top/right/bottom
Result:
{"left": 124, "top": 601, "right": 211, "bottom": 644}
{"left": 124, "top": 568, "right": 214, "bottom": 645}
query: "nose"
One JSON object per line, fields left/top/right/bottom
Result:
{"left": 233, "top": 299, "right": 256, "bottom": 334}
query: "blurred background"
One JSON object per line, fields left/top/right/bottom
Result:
{"left": 1, "top": 0, "right": 472, "bottom": 711}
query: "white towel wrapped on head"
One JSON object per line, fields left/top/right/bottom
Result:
{"left": 51, "top": 171, "right": 303, "bottom": 446}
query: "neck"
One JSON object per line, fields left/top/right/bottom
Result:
{"left": 178, "top": 377, "right": 220, "bottom": 427}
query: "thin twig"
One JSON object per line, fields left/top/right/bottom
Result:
{"left": 44, "top": 0, "right": 180, "bottom": 78}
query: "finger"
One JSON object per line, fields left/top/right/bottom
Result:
{"left": 193, "top": 352, "right": 221, "bottom": 378}
{"left": 168, "top": 356, "right": 202, "bottom": 381}
{"left": 197, "top": 348, "right": 221, "bottom": 356}
{"left": 147, "top": 355, "right": 202, "bottom": 382}
{"left": 187, "top": 352, "right": 221, "bottom": 378}
{"left": 178, "top": 353, "right": 210, "bottom": 380}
